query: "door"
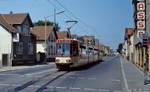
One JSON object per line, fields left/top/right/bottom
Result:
{"left": 2, "top": 54, "right": 8, "bottom": 66}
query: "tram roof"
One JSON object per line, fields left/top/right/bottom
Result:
{"left": 56, "top": 38, "right": 79, "bottom": 44}
{"left": 57, "top": 38, "right": 74, "bottom": 41}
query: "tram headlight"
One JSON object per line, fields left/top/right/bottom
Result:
{"left": 56, "top": 59, "right": 60, "bottom": 62}
{"left": 66, "top": 59, "right": 71, "bottom": 63}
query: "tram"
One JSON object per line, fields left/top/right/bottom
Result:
{"left": 55, "top": 38, "right": 101, "bottom": 70}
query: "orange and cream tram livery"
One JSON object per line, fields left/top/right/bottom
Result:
{"left": 55, "top": 38, "right": 102, "bottom": 70}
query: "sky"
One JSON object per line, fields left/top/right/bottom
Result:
{"left": 0, "top": 0, "right": 133, "bottom": 50}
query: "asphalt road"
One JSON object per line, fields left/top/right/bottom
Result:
{"left": 0, "top": 56, "right": 125, "bottom": 92}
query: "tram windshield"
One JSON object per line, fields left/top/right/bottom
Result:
{"left": 56, "top": 44, "right": 70, "bottom": 56}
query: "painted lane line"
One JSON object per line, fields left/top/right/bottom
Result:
{"left": 112, "top": 79, "right": 121, "bottom": 82}
{"left": 55, "top": 86, "right": 67, "bottom": 89}
{"left": 120, "top": 57, "right": 131, "bottom": 92}
{"left": 0, "top": 84, "right": 10, "bottom": 86}
{"left": 88, "top": 78, "right": 96, "bottom": 80}
{"left": 84, "top": 88, "right": 96, "bottom": 91}
{"left": 70, "top": 87, "right": 81, "bottom": 90}
{"left": 0, "top": 83, "right": 21, "bottom": 87}
{"left": 24, "top": 69, "right": 56, "bottom": 76}
{"left": 113, "top": 90, "right": 123, "bottom": 92}
{"left": 0, "top": 74, "right": 20, "bottom": 76}
{"left": 98, "top": 89, "right": 110, "bottom": 92}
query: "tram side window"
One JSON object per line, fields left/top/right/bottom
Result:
{"left": 81, "top": 48, "right": 86, "bottom": 55}
{"left": 71, "top": 44, "right": 78, "bottom": 56}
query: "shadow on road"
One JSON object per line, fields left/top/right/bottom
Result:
{"left": 69, "top": 60, "right": 102, "bottom": 71}
{"left": 7, "top": 70, "right": 58, "bottom": 92}
{"left": 35, "top": 72, "right": 68, "bottom": 92}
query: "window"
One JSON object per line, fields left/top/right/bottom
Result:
{"left": 71, "top": 44, "right": 79, "bottom": 56}
{"left": 16, "top": 26, "right": 21, "bottom": 31}
{"left": 16, "top": 42, "right": 23, "bottom": 54}
{"left": 56, "top": 44, "right": 70, "bottom": 56}
{"left": 28, "top": 43, "right": 33, "bottom": 55}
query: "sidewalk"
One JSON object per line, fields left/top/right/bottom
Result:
{"left": 0, "top": 62, "right": 55, "bottom": 72}
{"left": 120, "top": 57, "right": 150, "bottom": 92}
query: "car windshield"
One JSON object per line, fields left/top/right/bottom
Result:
{"left": 56, "top": 44, "right": 70, "bottom": 56}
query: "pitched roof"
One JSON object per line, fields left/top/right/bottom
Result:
{"left": 126, "top": 28, "right": 134, "bottom": 35}
{"left": 2, "top": 13, "right": 33, "bottom": 26}
{"left": 0, "top": 14, "right": 22, "bottom": 34}
{"left": 31, "top": 26, "right": 55, "bottom": 41}
{"left": 125, "top": 28, "right": 134, "bottom": 40}
{"left": 56, "top": 31, "right": 70, "bottom": 39}
{"left": 81, "top": 36, "right": 95, "bottom": 42}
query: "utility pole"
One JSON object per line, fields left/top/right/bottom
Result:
{"left": 44, "top": 17, "right": 47, "bottom": 57}
{"left": 44, "top": 10, "right": 64, "bottom": 61}
{"left": 54, "top": 8, "right": 56, "bottom": 28}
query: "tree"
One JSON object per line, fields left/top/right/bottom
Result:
{"left": 34, "top": 20, "right": 60, "bottom": 30}
{"left": 117, "top": 43, "right": 123, "bottom": 54}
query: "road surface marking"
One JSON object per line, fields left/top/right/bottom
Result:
{"left": 70, "top": 87, "right": 81, "bottom": 90}
{"left": 25, "top": 69, "right": 56, "bottom": 76}
{"left": 113, "top": 90, "right": 123, "bottom": 92}
{"left": 84, "top": 88, "right": 96, "bottom": 91}
{"left": 61, "top": 76, "right": 97, "bottom": 80}
{"left": 98, "top": 89, "right": 110, "bottom": 92}
{"left": 0, "top": 83, "right": 21, "bottom": 87}
{"left": 0, "top": 74, "right": 20, "bottom": 76}
{"left": 55, "top": 86, "right": 67, "bottom": 89}
{"left": 120, "top": 57, "right": 131, "bottom": 92}
{"left": 67, "top": 74, "right": 81, "bottom": 76}
{"left": 88, "top": 78, "right": 96, "bottom": 80}
{"left": 112, "top": 79, "right": 121, "bottom": 82}
{"left": 0, "top": 84, "right": 10, "bottom": 86}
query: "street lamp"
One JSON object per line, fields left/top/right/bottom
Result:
{"left": 44, "top": 10, "right": 65, "bottom": 58}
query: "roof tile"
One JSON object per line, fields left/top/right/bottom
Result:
{"left": 0, "top": 14, "right": 22, "bottom": 34}
{"left": 31, "top": 26, "right": 55, "bottom": 41}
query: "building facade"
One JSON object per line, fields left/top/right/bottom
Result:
{"left": 124, "top": 28, "right": 134, "bottom": 62}
{"left": 130, "top": 0, "right": 150, "bottom": 72}
{"left": 0, "top": 14, "right": 22, "bottom": 67}
{"left": 1, "top": 13, "right": 36, "bottom": 65}
{"left": 31, "top": 26, "right": 57, "bottom": 62}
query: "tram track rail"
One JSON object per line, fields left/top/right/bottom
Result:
{"left": 7, "top": 69, "right": 69, "bottom": 92}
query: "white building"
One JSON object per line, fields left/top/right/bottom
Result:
{"left": 2, "top": 13, "right": 36, "bottom": 65}
{"left": 0, "top": 14, "right": 21, "bottom": 67}
{"left": 31, "top": 26, "right": 57, "bottom": 62}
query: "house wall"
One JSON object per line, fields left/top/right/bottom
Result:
{"left": 14, "top": 18, "right": 33, "bottom": 58}
{"left": 129, "top": 35, "right": 134, "bottom": 62}
{"left": 22, "top": 18, "right": 31, "bottom": 57}
{"left": 0, "top": 26, "right": 12, "bottom": 67}
{"left": 146, "top": 0, "right": 150, "bottom": 73}
{"left": 124, "top": 41, "right": 128, "bottom": 57}
{"left": 36, "top": 41, "right": 46, "bottom": 53}
{"left": 47, "top": 32, "right": 56, "bottom": 59}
